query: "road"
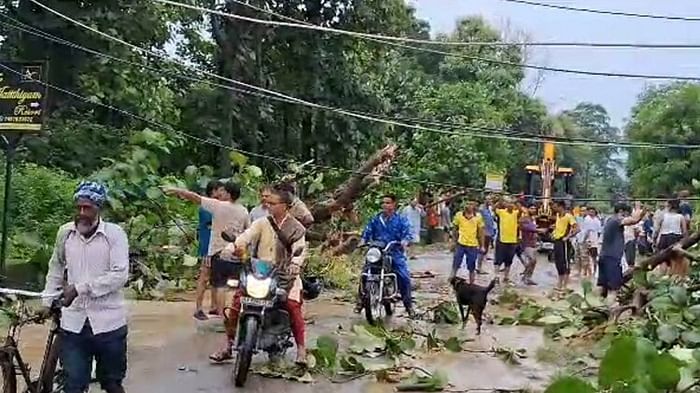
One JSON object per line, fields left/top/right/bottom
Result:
{"left": 16, "top": 249, "right": 565, "bottom": 392}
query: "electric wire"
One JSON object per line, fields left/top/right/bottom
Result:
{"left": 501, "top": 0, "right": 700, "bottom": 22}
{"left": 153, "top": 0, "right": 700, "bottom": 82}
{"left": 24, "top": 0, "right": 700, "bottom": 150}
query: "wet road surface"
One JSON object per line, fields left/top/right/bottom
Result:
{"left": 16, "top": 249, "right": 567, "bottom": 392}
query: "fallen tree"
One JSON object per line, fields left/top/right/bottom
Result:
{"left": 623, "top": 230, "right": 700, "bottom": 283}
{"left": 310, "top": 144, "right": 398, "bottom": 223}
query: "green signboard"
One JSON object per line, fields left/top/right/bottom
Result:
{"left": 0, "top": 62, "right": 47, "bottom": 133}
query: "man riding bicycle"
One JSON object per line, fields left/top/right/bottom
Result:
{"left": 356, "top": 194, "right": 415, "bottom": 318}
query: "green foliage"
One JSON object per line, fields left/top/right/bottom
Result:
{"left": 545, "top": 376, "right": 596, "bottom": 393}
{"left": 627, "top": 83, "right": 700, "bottom": 196}
{"left": 0, "top": 162, "right": 77, "bottom": 268}
{"left": 396, "top": 370, "right": 448, "bottom": 392}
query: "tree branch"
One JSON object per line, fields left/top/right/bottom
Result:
{"left": 623, "top": 230, "right": 700, "bottom": 283}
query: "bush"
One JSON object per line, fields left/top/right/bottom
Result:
{"left": 0, "top": 161, "right": 77, "bottom": 267}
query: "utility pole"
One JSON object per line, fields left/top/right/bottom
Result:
{"left": 584, "top": 162, "right": 591, "bottom": 199}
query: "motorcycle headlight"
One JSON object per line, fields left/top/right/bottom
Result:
{"left": 246, "top": 275, "right": 272, "bottom": 299}
{"left": 366, "top": 247, "right": 381, "bottom": 263}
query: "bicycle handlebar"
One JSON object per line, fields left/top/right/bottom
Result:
{"left": 0, "top": 287, "right": 61, "bottom": 299}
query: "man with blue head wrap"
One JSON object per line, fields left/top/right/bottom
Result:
{"left": 41, "top": 180, "right": 130, "bottom": 393}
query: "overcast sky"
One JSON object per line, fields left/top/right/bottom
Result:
{"left": 409, "top": 0, "right": 700, "bottom": 127}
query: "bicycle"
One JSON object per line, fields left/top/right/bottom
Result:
{"left": 0, "top": 288, "right": 63, "bottom": 393}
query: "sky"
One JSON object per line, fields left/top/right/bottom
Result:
{"left": 408, "top": 0, "right": 700, "bottom": 127}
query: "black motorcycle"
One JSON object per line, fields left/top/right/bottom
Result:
{"left": 223, "top": 244, "right": 303, "bottom": 387}
{"left": 359, "top": 241, "right": 401, "bottom": 325}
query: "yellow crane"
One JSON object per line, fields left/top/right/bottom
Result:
{"left": 525, "top": 142, "right": 575, "bottom": 251}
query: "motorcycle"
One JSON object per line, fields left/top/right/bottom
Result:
{"left": 359, "top": 240, "right": 401, "bottom": 325}
{"left": 221, "top": 232, "right": 304, "bottom": 387}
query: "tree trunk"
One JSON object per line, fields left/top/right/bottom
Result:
{"left": 310, "top": 144, "right": 398, "bottom": 222}
{"left": 623, "top": 230, "right": 700, "bottom": 283}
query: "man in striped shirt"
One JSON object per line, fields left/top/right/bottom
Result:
{"left": 42, "top": 181, "right": 129, "bottom": 393}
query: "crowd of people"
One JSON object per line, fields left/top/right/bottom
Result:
{"left": 36, "top": 177, "right": 695, "bottom": 392}
{"left": 406, "top": 191, "right": 694, "bottom": 300}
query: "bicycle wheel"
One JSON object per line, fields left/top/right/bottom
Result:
{"left": 38, "top": 334, "right": 62, "bottom": 393}
{"left": 0, "top": 352, "right": 16, "bottom": 393}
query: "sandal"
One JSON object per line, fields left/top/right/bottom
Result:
{"left": 209, "top": 350, "right": 233, "bottom": 363}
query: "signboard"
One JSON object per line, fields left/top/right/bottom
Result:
{"left": 484, "top": 173, "right": 504, "bottom": 192}
{"left": 0, "top": 62, "right": 47, "bottom": 133}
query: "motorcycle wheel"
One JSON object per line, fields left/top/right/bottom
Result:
{"left": 233, "top": 317, "right": 259, "bottom": 387}
{"left": 363, "top": 282, "right": 383, "bottom": 325}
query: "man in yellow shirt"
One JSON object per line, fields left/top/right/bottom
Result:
{"left": 494, "top": 197, "right": 520, "bottom": 283}
{"left": 451, "top": 203, "right": 485, "bottom": 284}
{"left": 552, "top": 200, "right": 579, "bottom": 292}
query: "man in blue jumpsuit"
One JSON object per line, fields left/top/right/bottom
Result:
{"left": 357, "top": 194, "right": 415, "bottom": 317}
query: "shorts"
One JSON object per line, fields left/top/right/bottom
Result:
{"left": 553, "top": 239, "right": 570, "bottom": 275}
{"left": 210, "top": 255, "right": 241, "bottom": 288}
{"left": 495, "top": 242, "right": 517, "bottom": 266}
{"left": 453, "top": 244, "right": 479, "bottom": 272}
{"left": 597, "top": 255, "right": 623, "bottom": 291}
{"left": 658, "top": 233, "right": 683, "bottom": 250}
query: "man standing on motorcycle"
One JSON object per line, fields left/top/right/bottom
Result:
{"left": 210, "top": 186, "right": 308, "bottom": 365}
{"left": 357, "top": 194, "right": 415, "bottom": 318}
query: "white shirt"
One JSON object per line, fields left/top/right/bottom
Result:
{"left": 249, "top": 204, "right": 269, "bottom": 222}
{"left": 624, "top": 224, "right": 640, "bottom": 243}
{"left": 659, "top": 212, "right": 684, "bottom": 235}
{"left": 580, "top": 216, "right": 602, "bottom": 245}
{"left": 43, "top": 221, "right": 129, "bottom": 334}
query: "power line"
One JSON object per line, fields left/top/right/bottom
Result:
{"left": 27, "top": 0, "right": 700, "bottom": 151}
{"left": 229, "top": 0, "right": 700, "bottom": 50}
{"left": 0, "top": 60, "right": 497, "bottom": 194}
{"left": 501, "top": 0, "right": 700, "bottom": 22}
{"left": 154, "top": 0, "right": 700, "bottom": 82}
{"left": 1, "top": 62, "right": 695, "bottom": 204}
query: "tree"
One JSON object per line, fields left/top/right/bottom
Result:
{"left": 626, "top": 83, "right": 700, "bottom": 196}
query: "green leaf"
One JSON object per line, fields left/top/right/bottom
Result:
{"left": 229, "top": 151, "right": 248, "bottom": 167}
{"left": 649, "top": 353, "right": 681, "bottom": 389}
{"left": 669, "top": 346, "right": 696, "bottom": 364}
{"left": 184, "top": 165, "right": 198, "bottom": 177}
{"left": 145, "top": 186, "right": 161, "bottom": 200}
{"left": 558, "top": 326, "right": 579, "bottom": 339}
{"left": 444, "top": 336, "right": 463, "bottom": 352}
{"left": 339, "top": 356, "right": 366, "bottom": 373}
{"left": 183, "top": 255, "right": 198, "bottom": 267}
{"left": 566, "top": 293, "right": 584, "bottom": 308}
{"left": 581, "top": 279, "right": 593, "bottom": 297}
{"left": 681, "top": 329, "right": 700, "bottom": 345}
{"left": 657, "top": 324, "right": 680, "bottom": 344}
{"left": 245, "top": 165, "right": 263, "bottom": 178}
{"left": 311, "top": 335, "right": 338, "bottom": 370}
{"left": 670, "top": 286, "right": 688, "bottom": 306}
{"left": 544, "top": 376, "right": 596, "bottom": 393}
{"left": 677, "top": 366, "right": 696, "bottom": 391}
{"left": 537, "top": 315, "right": 567, "bottom": 325}
{"left": 396, "top": 370, "right": 448, "bottom": 392}
{"left": 598, "top": 336, "right": 639, "bottom": 389}
{"left": 687, "top": 304, "right": 700, "bottom": 319}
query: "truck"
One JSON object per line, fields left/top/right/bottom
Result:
{"left": 524, "top": 142, "right": 575, "bottom": 252}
